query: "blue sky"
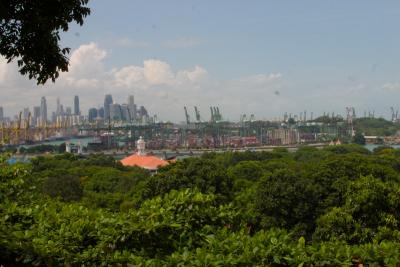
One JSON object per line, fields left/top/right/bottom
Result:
{"left": 2, "top": 1, "right": 400, "bottom": 121}
{"left": 64, "top": 0, "right": 400, "bottom": 77}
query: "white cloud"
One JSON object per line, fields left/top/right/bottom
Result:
{"left": 112, "top": 60, "right": 207, "bottom": 89}
{"left": 67, "top": 42, "right": 106, "bottom": 79}
{"left": 177, "top": 66, "right": 208, "bottom": 83}
{"left": 382, "top": 82, "right": 400, "bottom": 92}
{"left": 162, "top": 37, "right": 202, "bottom": 48}
{"left": 143, "top": 59, "right": 175, "bottom": 85}
{"left": 0, "top": 42, "right": 290, "bottom": 122}
{"left": 113, "top": 66, "right": 145, "bottom": 88}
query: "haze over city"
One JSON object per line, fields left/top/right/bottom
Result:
{"left": 1, "top": 1, "right": 400, "bottom": 121}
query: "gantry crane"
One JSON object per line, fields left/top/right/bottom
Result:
{"left": 184, "top": 106, "right": 190, "bottom": 125}
{"left": 194, "top": 106, "right": 201, "bottom": 122}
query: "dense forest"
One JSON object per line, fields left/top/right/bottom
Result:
{"left": 1, "top": 145, "right": 400, "bottom": 266}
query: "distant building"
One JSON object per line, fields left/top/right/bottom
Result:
{"left": 0, "top": 106, "right": 4, "bottom": 121}
{"left": 32, "top": 106, "right": 40, "bottom": 126}
{"left": 138, "top": 106, "right": 149, "bottom": 121}
{"left": 40, "top": 97, "right": 47, "bottom": 123}
{"left": 66, "top": 107, "right": 72, "bottom": 116}
{"left": 128, "top": 95, "right": 136, "bottom": 121}
{"left": 98, "top": 107, "right": 105, "bottom": 118}
{"left": 51, "top": 112, "right": 56, "bottom": 123}
{"left": 66, "top": 142, "right": 82, "bottom": 154}
{"left": 56, "top": 98, "right": 61, "bottom": 116}
{"left": 120, "top": 104, "right": 129, "bottom": 121}
{"left": 23, "top": 108, "right": 30, "bottom": 120}
{"left": 364, "top": 136, "right": 381, "bottom": 145}
{"left": 120, "top": 137, "right": 169, "bottom": 171}
{"left": 110, "top": 103, "right": 122, "bottom": 120}
{"left": 329, "top": 139, "right": 342, "bottom": 146}
{"left": 74, "top": 95, "right": 80, "bottom": 115}
{"left": 104, "top": 94, "right": 113, "bottom": 120}
{"left": 88, "top": 108, "right": 98, "bottom": 122}
{"left": 267, "top": 128, "right": 299, "bottom": 145}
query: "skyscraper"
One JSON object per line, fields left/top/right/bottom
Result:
{"left": 121, "top": 104, "right": 129, "bottom": 121}
{"left": 51, "top": 112, "right": 56, "bottom": 123}
{"left": 74, "top": 95, "right": 80, "bottom": 115}
{"left": 56, "top": 98, "right": 61, "bottom": 116}
{"left": 104, "top": 94, "right": 113, "bottom": 120}
{"left": 23, "top": 108, "right": 30, "bottom": 119}
{"left": 88, "top": 108, "right": 98, "bottom": 122}
{"left": 98, "top": 107, "right": 105, "bottom": 118}
{"left": 33, "top": 106, "right": 40, "bottom": 125}
{"left": 0, "top": 106, "right": 3, "bottom": 121}
{"left": 40, "top": 97, "right": 47, "bottom": 123}
{"left": 127, "top": 95, "right": 136, "bottom": 121}
{"left": 110, "top": 103, "right": 122, "bottom": 120}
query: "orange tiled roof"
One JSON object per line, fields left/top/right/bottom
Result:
{"left": 120, "top": 154, "right": 169, "bottom": 170}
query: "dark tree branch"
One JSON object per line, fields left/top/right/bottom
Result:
{"left": 0, "top": 0, "right": 90, "bottom": 84}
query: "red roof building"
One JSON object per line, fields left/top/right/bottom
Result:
{"left": 120, "top": 136, "right": 169, "bottom": 171}
{"left": 120, "top": 154, "right": 169, "bottom": 170}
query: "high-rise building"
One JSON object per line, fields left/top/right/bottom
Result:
{"left": 0, "top": 106, "right": 3, "bottom": 121}
{"left": 40, "top": 97, "right": 47, "bottom": 123}
{"left": 127, "top": 95, "right": 136, "bottom": 121}
{"left": 74, "top": 95, "right": 80, "bottom": 115}
{"left": 98, "top": 107, "right": 104, "bottom": 118}
{"left": 56, "top": 98, "right": 61, "bottom": 116}
{"left": 66, "top": 107, "right": 72, "bottom": 116}
{"left": 128, "top": 95, "right": 134, "bottom": 106}
{"left": 33, "top": 106, "right": 40, "bottom": 119}
{"left": 88, "top": 108, "right": 98, "bottom": 122}
{"left": 121, "top": 104, "right": 129, "bottom": 121}
{"left": 138, "top": 106, "right": 148, "bottom": 118}
{"left": 104, "top": 94, "right": 113, "bottom": 120}
{"left": 23, "top": 108, "right": 30, "bottom": 119}
{"left": 137, "top": 106, "right": 149, "bottom": 122}
{"left": 51, "top": 112, "right": 56, "bottom": 123}
{"left": 110, "top": 103, "right": 122, "bottom": 120}
{"left": 33, "top": 106, "right": 40, "bottom": 125}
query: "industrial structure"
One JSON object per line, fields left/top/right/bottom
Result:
{"left": 0, "top": 95, "right": 384, "bottom": 150}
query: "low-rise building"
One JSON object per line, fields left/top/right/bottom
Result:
{"left": 120, "top": 137, "right": 169, "bottom": 171}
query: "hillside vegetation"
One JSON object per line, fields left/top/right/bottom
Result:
{"left": 1, "top": 145, "right": 400, "bottom": 265}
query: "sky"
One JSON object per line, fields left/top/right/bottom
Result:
{"left": 1, "top": 0, "right": 400, "bottom": 122}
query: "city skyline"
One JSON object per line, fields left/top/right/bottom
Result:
{"left": 0, "top": 93, "right": 154, "bottom": 124}
{"left": 0, "top": 93, "right": 389, "bottom": 124}
{"left": 1, "top": 1, "right": 400, "bottom": 121}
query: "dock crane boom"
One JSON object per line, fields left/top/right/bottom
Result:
{"left": 184, "top": 106, "right": 190, "bottom": 125}
{"left": 194, "top": 106, "right": 201, "bottom": 122}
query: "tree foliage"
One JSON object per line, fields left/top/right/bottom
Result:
{"left": 353, "top": 132, "right": 366, "bottom": 145}
{"left": 354, "top": 117, "right": 400, "bottom": 136}
{"left": 0, "top": 0, "right": 90, "bottom": 84}
{"left": 1, "top": 146, "right": 400, "bottom": 265}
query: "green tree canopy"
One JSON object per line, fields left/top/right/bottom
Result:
{"left": 353, "top": 132, "right": 366, "bottom": 145}
{"left": 0, "top": 0, "right": 90, "bottom": 84}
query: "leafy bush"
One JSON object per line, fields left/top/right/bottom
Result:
{"left": 43, "top": 174, "right": 83, "bottom": 202}
{"left": 2, "top": 146, "right": 400, "bottom": 265}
